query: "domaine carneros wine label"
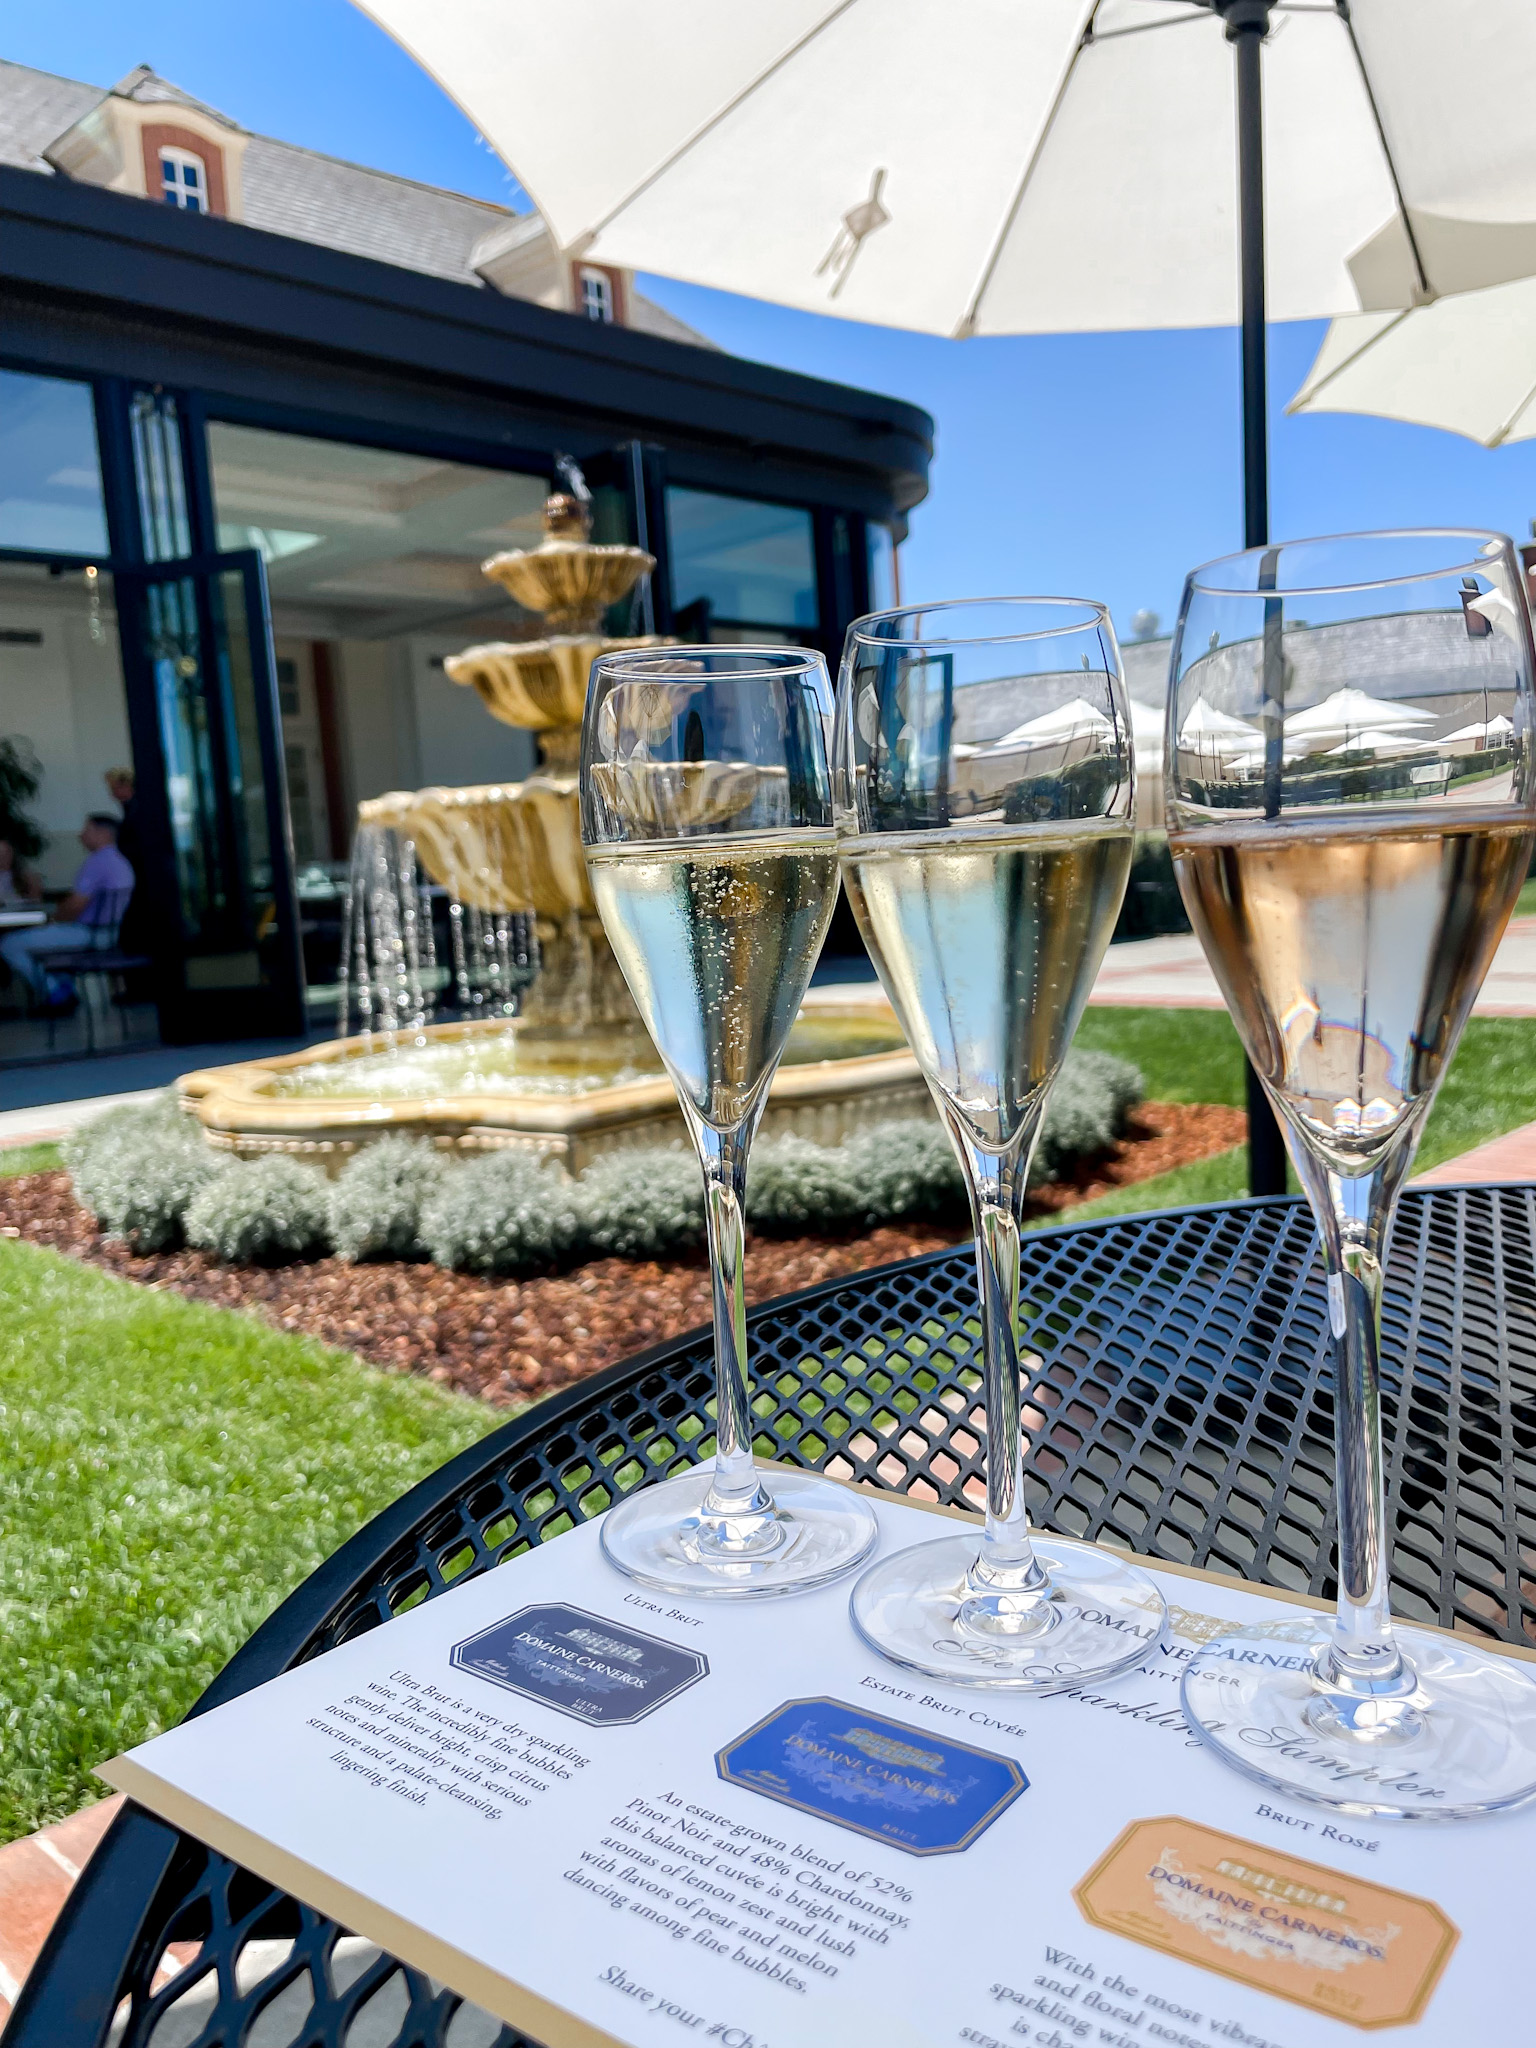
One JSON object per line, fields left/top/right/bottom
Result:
{"left": 1075, "top": 1816, "right": 1457, "bottom": 2027}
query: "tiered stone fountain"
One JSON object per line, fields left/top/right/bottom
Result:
{"left": 183, "top": 490, "right": 922, "bottom": 1171}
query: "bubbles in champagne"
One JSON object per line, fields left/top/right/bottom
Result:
{"left": 840, "top": 821, "right": 1133, "bottom": 1155}
{"left": 588, "top": 835, "right": 838, "bottom": 1131}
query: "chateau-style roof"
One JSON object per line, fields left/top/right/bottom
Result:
{"left": 0, "top": 56, "right": 711, "bottom": 346}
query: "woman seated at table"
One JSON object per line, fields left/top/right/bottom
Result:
{"left": 0, "top": 835, "right": 43, "bottom": 907}
{"left": 0, "top": 815, "right": 134, "bottom": 1013}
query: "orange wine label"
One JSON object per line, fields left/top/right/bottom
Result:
{"left": 1073, "top": 1817, "right": 1457, "bottom": 2030}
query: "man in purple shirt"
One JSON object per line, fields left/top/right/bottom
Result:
{"left": 0, "top": 815, "right": 136, "bottom": 1009}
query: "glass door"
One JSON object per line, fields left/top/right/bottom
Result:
{"left": 115, "top": 550, "right": 305, "bottom": 1043}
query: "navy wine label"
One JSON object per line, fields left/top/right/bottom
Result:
{"left": 451, "top": 1604, "right": 708, "bottom": 1726}
{"left": 716, "top": 1696, "right": 1027, "bottom": 1855}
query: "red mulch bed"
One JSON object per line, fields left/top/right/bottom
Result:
{"left": 0, "top": 1102, "right": 1243, "bottom": 1408}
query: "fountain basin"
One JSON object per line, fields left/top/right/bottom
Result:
{"left": 181, "top": 990, "right": 929, "bottom": 1176}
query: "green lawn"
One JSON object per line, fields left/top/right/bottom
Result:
{"left": 0, "top": 1239, "right": 497, "bottom": 1842}
{"left": 1064, "top": 1006, "right": 1536, "bottom": 1221}
{"left": 0, "top": 1141, "right": 62, "bottom": 1179}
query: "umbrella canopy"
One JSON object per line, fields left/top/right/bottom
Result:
{"left": 1322, "top": 729, "right": 1427, "bottom": 759}
{"left": 1177, "top": 698, "right": 1263, "bottom": 743}
{"left": 1289, "top": 274, "right": 1536, "bottom": 447}
{"left": 994, "top": 696, "right": 1117, "bottom": 745}
{"left": 357, "top": 0, "right": 1536, "bottom": 338}
{"left": 1282, "top": 686, "right": 1434, "bottom": 742}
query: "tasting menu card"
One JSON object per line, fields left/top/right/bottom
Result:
{"left": 103, "top": 1483, "right": 1536, "bottom": 2048}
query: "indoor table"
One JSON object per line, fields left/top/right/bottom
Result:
{"left": 13, "top": 1183, "right": 1535, "bottom": 2048}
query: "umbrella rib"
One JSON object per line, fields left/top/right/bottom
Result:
{"left": 1283, "top": 305, "right": 1412, "bottom": 409}
{"left": 953, "top": 2, "right": 1204, "bottom": 339}
{"left": 582, "top": 0, "right": 866, "bottom": 244}
{"left": 1490, "top": 371, "right": 1536, "bottom": 449}
{"left": 1337, "top": 1, "right": 1432, "bottom": 303}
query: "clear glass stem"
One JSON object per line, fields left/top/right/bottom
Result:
{"left": 956, "top": 1121, "right": 1051, "bottom": 1622}
{"left": 1292, "top": 1140, "right": 1420, "bottom": 1720}
{"left": 693, "top": 1122, "right": 778, "bottom": 1546}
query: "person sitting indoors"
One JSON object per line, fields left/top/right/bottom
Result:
{"left": 0, "top": 836, "right": 43, "bottom": 907}
{"left": 0, "top": 815, "right": 135, "bottom": 1014}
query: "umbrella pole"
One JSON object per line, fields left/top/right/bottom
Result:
{"left": 1223, "top": 0, "right": 1288, "bottom": 1199}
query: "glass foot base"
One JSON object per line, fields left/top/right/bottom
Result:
{"left": 1182, "top": 1616, "right": 1536, "bottom": 1818}
{"left": 600, "top": 1466, "right": 878, "bottom": 1598}
{"left": 849, "top": 1531, "right": 1166, "bottom": 1689}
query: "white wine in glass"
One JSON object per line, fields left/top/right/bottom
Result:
{"left": 581, "top": 648, "right": 878, "bottom": 1597}
{"left": 1170, "top": 530, "right": 1536, "bottom": 1818}
{"left": 837, "top": 598, "right": 1166, "bottom": 1686}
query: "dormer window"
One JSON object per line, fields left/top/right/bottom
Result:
{"left": 577, "top": 266, "right": 615, "bottom": 323}
{"left": 159, "top": 145, "right": 207, "bottom": 211}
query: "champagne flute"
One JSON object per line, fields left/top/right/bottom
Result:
{"left": 836, "top": 598, "right": 1167, "bottom": 1685}
{"left": 1170, "top": 531, "right": 1536, "bottom": 1817}
{"left": 581, "top": 646, "right": 878, "bottom": 1596}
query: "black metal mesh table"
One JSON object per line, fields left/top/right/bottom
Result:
{"left": 15, "top": 1185, "right": 1536, "bottom": 2048}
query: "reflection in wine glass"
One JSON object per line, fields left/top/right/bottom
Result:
{"left": 581, "top": 646, "right": 878, "bottom": 1596}
{"left": 1169, "top": 530, "right": 1536, "bottom": 1817}
{"left": 836, "top": 598, "right": 1167, "bottom": 1686}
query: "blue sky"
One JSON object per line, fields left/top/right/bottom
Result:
{"left": 9, "top": 0, "right": 1536, "bottom": 643}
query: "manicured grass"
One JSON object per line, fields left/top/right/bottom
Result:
{"left": 0, "top": 1141, "right": 61, "bottom": 1178}
{"left": 1028, "top": 1146, "right": 1249, "bottom": 1232}
{"left": 1068, "top": 1007, "right": 1536, "bottom": 1205}
{"left": 1413, "top": 1017, "right": 1536, "bottom": 1174}
{"left": 0, "top": 1239, "right": 498, "bottom": 1842}
{"left": 1075, "top": 1007, "right": 1247, "bottom": 1107}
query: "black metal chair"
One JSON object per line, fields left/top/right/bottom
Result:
{"left": 11, "top": 1185, "right": 1536, "bottom": 2047}
{"left": 41, "top": 888, "right": 151, "bottom": 1052}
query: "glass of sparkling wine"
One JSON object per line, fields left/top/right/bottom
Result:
{"left": 1169, "top": 531, "right": 1536, "bottom": 1817}
{"left": 836, "top": 598, "right": 1167, "bottom": 1684}
{"left": 581, "top": 646, "right": 879, "bottom": 1595}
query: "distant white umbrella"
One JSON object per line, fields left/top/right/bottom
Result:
{"left": 1290, "top": 274, "right": 1536, "bottom": 447}
{"left": 1177, "top": 698, "right": 1263, "bottom": 744}
{"left": 1322, "top": 729, "right": 1426, "bottom": 759}
{"left": 1444, "top": 713, "right": 1516, "bottom": 745}
{"left": 993, "top": 696, "right": 1116, "bottom": 746}
{"left": 1283, "top": 685, "right": 1434, "bottom": 747}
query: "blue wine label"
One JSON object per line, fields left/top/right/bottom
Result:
{"left": 451, "top": 1604, "right": 708, "bottom": 1727}
{"left": 716, "top": 1696, "right": 1027, "bottom": 1856}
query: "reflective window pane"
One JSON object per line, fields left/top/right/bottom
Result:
{"left": 208, "top": 423, "right": 548, "bottom": 635}
{"left": 667, "top": 487, "right": 818, "bottom": 630}
{"left": 867, "top": 521, "right": 897, "bottom": 614}
{"left": 0, "top": 369, "right": 109, "bottom": 557}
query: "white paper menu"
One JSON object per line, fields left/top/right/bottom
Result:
{"left": 102, "top": 1482, "right": 1536, "bottom": 2048}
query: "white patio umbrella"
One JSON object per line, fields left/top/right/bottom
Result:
{"left": 993, "top": 697, "right": 1116, "bottom": 746}
{"left": 1177, "top": 699, "right": 1263, "bottom": 744}
{"left": 354, "top": 0, "right": 1536, "bottom": 1192}
{"left": 1282, "top": 685, "right": 1434, "bottom": 746}
{"left": 1289, "top": 274, "right": 1536, "bottom": 448}
{"left": 357, "top": 1, "right": 1536, "bottom": 341}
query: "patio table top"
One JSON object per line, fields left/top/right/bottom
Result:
{"left": 13, "top": 1183, "right": 1535, "bottom": 2048}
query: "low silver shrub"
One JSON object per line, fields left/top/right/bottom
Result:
{"left": 328, "top": 1136, "right": 446, "bottom": 1262}
{"left": 64, "top": 1093, "right": 221, "bottom": 1252}
{"left": 843, "top": 1118, "right": 967, "bottom": 1221}
{"left": 579, "top": 1148, "right": 704, "bottom": 1258}
{"left": 1032, "top": 1047, "right": 1144, "bottom": 1185}
{"left": 747, "top": 1134, "right": 866, "bottom": 1231}
{"left": 184, "top": 1155, "right": 330, "bottom": 1264}
{"left": 421, "top": 1149, "right": 582, "bottom": 1274}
